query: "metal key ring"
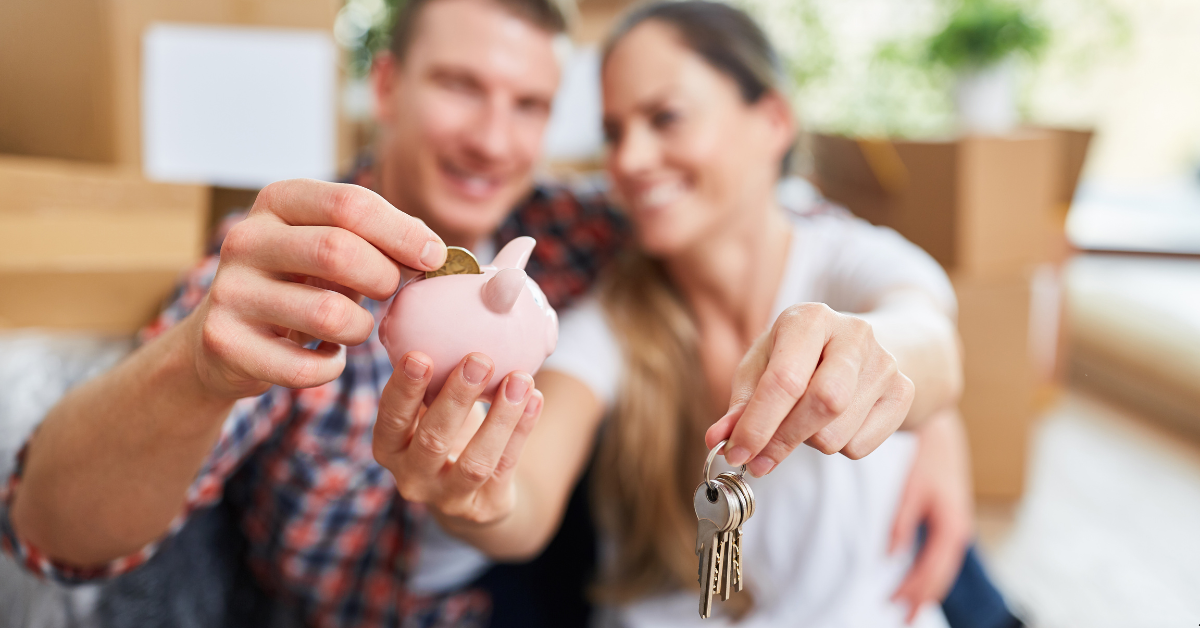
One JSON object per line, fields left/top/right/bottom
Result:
{"left": 704, "top": 440, "right": 748, "bottom": 489}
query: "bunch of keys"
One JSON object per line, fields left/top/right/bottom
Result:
{"left": 694, "top": 440, "right": 756, "bottom": 619}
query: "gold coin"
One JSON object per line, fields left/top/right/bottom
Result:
{"left": 425, "top": 246, "right": 482, "bottom": 278}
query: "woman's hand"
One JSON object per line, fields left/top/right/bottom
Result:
{"left": 372, "top": 351, "right": 543, "bottom": 528}
{"left": 705, "top": 303, "right": 915, "bottom": 476}
{"left": 890, "top": 409, "right": 973, "bottom": 622}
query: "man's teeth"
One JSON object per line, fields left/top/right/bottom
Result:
{"left": 448, "top": 166, "right": 496, "bottom": 194}
{"left": 462, "top": 175, "right": 492, "bottom": 193}
{"left": 640, "top": 182, "right": 683, "bottom": 208}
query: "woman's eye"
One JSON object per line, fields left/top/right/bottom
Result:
{"left": 650, "top": 110, "right": 678, "bottom": 130}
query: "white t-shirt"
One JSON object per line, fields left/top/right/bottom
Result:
{"left": 542, "top": 208, "right": 954, "bottom": 628}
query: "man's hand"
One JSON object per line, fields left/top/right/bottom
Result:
{"left": 890, "top": 409, "right": 973, "bottom": 622}
{"left": 373, "top": 351, "right": 542, "bottom": 528}
{"left": 706, "top": 303, "right": 915, "bottom": 476}
{"left": 188, "top": 179, "right": 448, "bottom": 398}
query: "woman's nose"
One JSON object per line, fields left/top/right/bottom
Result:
{"left": 612, "top": 123, "right": 660, "bottom": 177}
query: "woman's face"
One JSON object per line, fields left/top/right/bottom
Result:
{"left": 602, "top": 21, "right": 792, "bottom": 257}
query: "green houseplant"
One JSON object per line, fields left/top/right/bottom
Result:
{"left": 925, "top": 0, "right": 1048, "bottom": 134}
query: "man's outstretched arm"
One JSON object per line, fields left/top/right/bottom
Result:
{"left": 9, "top": 179, "right": 448, "bottom": 567}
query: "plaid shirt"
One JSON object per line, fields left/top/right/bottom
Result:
{"left": 0, "top": 167, "right": 629, "bottom": 627}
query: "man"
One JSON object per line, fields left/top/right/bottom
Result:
{"left": 0, "top": 0, "right": 1008, "bottom": 625}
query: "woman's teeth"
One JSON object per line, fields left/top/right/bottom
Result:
{"left": 639, "top": 182, "right": 684, "bottom": 208}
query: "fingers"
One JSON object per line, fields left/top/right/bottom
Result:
{"left": 254, "top": 179, "right": 447, "bottom": 271}
{"left": 235, "top": 275, "right": 376, "bottom": 346}
{"left": 889, "top": 465, "right": 927, "bottom": 557}
{"left": 724, "top": 306, "right": 829, "bottom": 467}
{"left": 747, "top": 373, "right": 871, "bottom": 476}
{"left": 373, "top": 352, "right": 433, "bottom": 465}
{"left": 228, "top": 222, "right": 402, "bottom": 301}
{"left": 405, "top": 354, "right": 495, "bottom": 478}
{"left": 444, "top": 372, "right": 535, "bottom": 496}
{"left": 491, "top": 390, "right": 543, "bottom": 485}
{"left": 779, "top": 325, "right": 868, "bottom": 445}
{"left": 199, "top": 306, "right": 347, "bottom": 388}
{"left": 843, "top": 375, "right": 914, "bottom": 460}
{"left": 892, "top": 513, "right": 968, "bottom": 621}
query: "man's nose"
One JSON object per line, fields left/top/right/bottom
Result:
{"left": 466, "top": 95, "right": 516, "bottom": 162}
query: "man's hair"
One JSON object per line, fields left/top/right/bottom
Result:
{"left": 389, "top": 0, "right": 568, "bottom": 60}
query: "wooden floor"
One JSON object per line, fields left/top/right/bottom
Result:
{"left": 973, "top": 390, "right": 1200, "bottom": 628}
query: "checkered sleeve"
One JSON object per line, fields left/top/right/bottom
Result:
{"left": 0, "top": 212, "right": 292, "bottom": 584}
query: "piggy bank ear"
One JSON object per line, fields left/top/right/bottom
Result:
{"left": 483, "top": 268, "right": 528, "bottom": 313}
{"left": 492, "top": 236, "right": 536, "bottom": 270}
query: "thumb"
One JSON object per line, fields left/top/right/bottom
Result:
{"left": 705, "top": 403, "right": 747, "bottom": 450}
{"left": 728, "top": 327, "right": 774, "bottom": 410}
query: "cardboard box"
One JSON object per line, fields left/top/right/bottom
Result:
{"left": 813, "top": 131, "right": 1061, "bottom": 276}
{"left": 813, "top": 129, "right": 1092, "bottom": 499}
{"left": 954, "top": 271, "right": 1039, "bottom": 499}
{"left": 0, "top": 270, "right": 187, "bottom": 333}
{"left": 0, "top": 0, "right": 340, "bottom": 168}
{"left": 0, "top": 156, "right": 209, "bottom": 332}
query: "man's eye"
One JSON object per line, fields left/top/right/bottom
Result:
{"left": 517, "top": 98, "right": 550, "bottom": 117}
{"left": 437, "top": 75, "right": 474, "bottom": 93}
{"left": 603, "top": 125, "right": 621, "bottom": 145}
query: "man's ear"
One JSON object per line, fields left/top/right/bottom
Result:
{"left": 371, "top": 51, "right": 401, "bottom": 122}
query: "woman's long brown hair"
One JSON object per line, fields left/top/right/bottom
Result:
{"left": 591, "top": 1, "right": 789, "bottom": 615}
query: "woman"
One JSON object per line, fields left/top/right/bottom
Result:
{"left": 375, "top": 2, "right": 961, "bottom": 625}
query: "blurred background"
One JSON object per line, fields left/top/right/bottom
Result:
{"left": 1, "top": 0, "right": 1198, "bottom": 625}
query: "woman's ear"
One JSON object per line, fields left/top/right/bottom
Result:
{"left": 370, "top": 51, "right": 400, "bottom": 123}
{"left": 755, "top": 90, "right": 797, "bottom": 165}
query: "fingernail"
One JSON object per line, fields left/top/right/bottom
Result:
{"left": 748, "top": 455, "right": 776, "bottom": 478}
{"left": 402, "top": 356, "right": 428, "bottom": 380}
{"left": 523, "top": 393, "right": 543, "bottom": 417}
{"left": 420, "top": 240, "right": 446, "bottom": 269}
{"left": 462, "top": 355, "right": 489, "bottom": 385}
{"left": 725, "top": 446, "right": 751, "bottom": 466}
{"left": 505, "top": 375, "right": 530, "bottom": 403}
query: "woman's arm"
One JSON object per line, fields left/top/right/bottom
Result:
{"left": 373, "top": 356, "right": 604, "bottom": 561}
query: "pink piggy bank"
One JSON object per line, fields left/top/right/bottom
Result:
{"left": 379, "top": 237, "right": 558, "bottom": 404}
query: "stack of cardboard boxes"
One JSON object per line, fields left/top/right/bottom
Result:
{"left": 813, "top": 130, "right": 1090, "bottom": 499}
{"left": 0, "top": 157, "right": 209, "bottom": 331}
{"left": 0, "top": 0, "right": 339, "bottom": 333}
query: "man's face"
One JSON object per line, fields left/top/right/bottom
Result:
{"left": 372, "top": 0, "right": 561, "bottom": 246}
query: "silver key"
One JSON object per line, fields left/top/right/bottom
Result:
{"left": 717, "top": 472, "right": 754, "bottom": 593}
{"left": 694, "top": 480, "right": 735, "bottom": 618}
{"left": 713, "top": 476, "right": 744, "bottom": 601}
